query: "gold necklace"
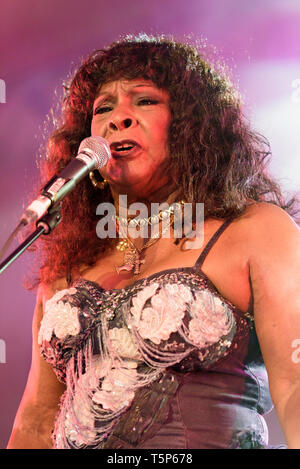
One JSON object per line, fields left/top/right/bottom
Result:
{"left": 115, "top": 213, "right": 174, "bottom": 275}
{"left": 113, "top": 200, "right": 185, "bottom": 229}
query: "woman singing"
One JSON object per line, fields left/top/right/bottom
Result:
{"left": 8, "top": 34, "right": 300, "bottom": 449}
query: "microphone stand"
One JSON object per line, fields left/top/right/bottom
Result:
{"left": 0, "top": 206, "right": 61, "bottom": 275}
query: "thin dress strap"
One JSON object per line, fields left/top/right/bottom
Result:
{"left": 195, "top": 216, "right": 235, "bottom": 269}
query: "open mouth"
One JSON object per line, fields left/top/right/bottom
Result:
{"left": 110, "top": 140, "right": 140, "bottom": 157}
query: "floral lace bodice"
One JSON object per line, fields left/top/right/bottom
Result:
{"left": 38, "top": 267, "right": 258, "bottom": 449}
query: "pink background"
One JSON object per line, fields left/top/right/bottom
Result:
{"left": 1, "top": 0, "right": 300, "bottom": 448}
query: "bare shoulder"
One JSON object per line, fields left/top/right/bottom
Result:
{"left": 239, "top": 201, "right": 298, "bottom": 226}
{"left": 236, "top": 202, "right": 300, "bottom": 253}
{"left": 239, "top": 202, "right": 300, "bottom": 317}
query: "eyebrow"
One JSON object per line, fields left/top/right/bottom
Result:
{"left": 94, "top": 84, "right": 160, "bottom": 105}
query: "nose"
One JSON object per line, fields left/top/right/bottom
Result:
{"left": 108, "top": 107, "right": 137, "bottom": 131}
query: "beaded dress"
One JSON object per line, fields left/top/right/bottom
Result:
{"left": 38, "top": 218, "right": 281, "bottom": 449}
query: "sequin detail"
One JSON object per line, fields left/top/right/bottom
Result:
{"left": 229, "top": 428, "right": 267, "bottom": 449}
{"left": 38, "top": 270, "right": 252, "bottom": 449}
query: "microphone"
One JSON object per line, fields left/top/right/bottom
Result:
{"left": 20, "top": 136, "right": 111, "bottom": 226}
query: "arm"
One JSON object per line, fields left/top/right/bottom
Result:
{"left": 247, "top": 203, "right": 300, "bottom": 449}
{"left": 7, "top": 283, "right": 66, "bottom": 449}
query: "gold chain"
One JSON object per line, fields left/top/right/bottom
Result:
{"left": 115, "top": 212, "right": 175, "bottom": 275}
{"left": 113, "top": 200, "right": 185, "bottom": 229}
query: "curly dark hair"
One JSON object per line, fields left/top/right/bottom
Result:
{"left": 28, "top": 33, "right": 298, "bottom": 287}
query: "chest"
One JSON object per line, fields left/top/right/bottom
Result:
{"left": 78, "top": 222, "right": 252, "bottom": 314}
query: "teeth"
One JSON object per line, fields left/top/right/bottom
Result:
{"left": 112, "top": 141, "right": 136, "bottom": 152}
{"left": 116, "top": 145, "right": 133, "bottom": 151}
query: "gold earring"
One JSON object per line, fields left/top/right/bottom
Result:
{"left": 89, "top": 171, "right": 108, "bottom": 190}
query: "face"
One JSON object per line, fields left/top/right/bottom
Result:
{"left": 91, "top": 78, "right": 171, "bottom": 199}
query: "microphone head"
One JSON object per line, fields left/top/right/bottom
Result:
{"left": 78, "top": 136, "right": 111, "bottom": 169}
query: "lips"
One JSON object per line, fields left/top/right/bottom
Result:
{"left": 110, "top": 139, "right": 141, "bottom": 158}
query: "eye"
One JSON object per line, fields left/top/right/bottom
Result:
{"left": 137, "top": 98, "right": 159, "bottom": 106}
{"left": 93, "top": 105, "right": 113, "bottom": 115}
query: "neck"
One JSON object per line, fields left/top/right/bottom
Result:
{"left": 111, "top": 184, "right": 181, "bottom": 251}
{"left": 110, "top": 184, "right": 181, "bottom": 218}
